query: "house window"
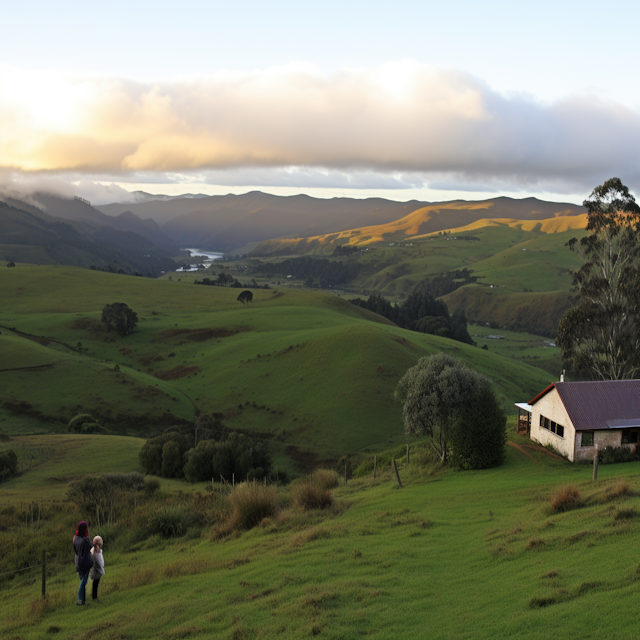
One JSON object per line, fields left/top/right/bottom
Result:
{"left": 581, "top": 432, "right": 594, "bottom": 447}
{"left": 539, "top": 414, "right": 564, "bottom": 438}
{"left": 622, "top": 430, "right": 639, "bottom": 445}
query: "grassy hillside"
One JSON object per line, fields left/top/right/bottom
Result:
{"left": 3, "top": 429, "right": 640, "bottom": 639}
{"left": 249, "top": 200, "right": 585, "bottom": 257}
{"left": 0, "top": 265, "right": 553, "bottom": 471}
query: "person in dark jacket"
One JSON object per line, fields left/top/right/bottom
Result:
{"left": 73, "top": 521, "right": 92, "bottom": 605}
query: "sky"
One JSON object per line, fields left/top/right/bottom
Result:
{"left": 2, "top": 0, "right": 640, "bottom": 205}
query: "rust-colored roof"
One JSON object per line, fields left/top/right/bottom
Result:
{"left": 529, "top": 380, "right": 640, "bottom": 431}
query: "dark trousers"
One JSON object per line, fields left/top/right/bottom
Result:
{"left": 92, "top": 577, "right": 101, "bottom": 600}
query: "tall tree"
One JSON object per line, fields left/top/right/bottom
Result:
{"left": 557, "top": 178, "right": 640, "bottom": 379}
{"left": 101, "top": 302, "right": 138, "bottom": 336}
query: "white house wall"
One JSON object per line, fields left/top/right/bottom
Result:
{"left": 530, "top": 388, "right": 576, "bottom": 461}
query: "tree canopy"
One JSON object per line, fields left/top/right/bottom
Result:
{"left": 557, "top": 178, "right": 640, "bottom": 380}
{"left": 350, "top": 291, "right": 474, "bottom": 345}
{"left": 237, "top": 290, "right": 253, "bottom": 305}
{"left": 396, "top": 353, "right": 505, "bottom": 467}
{"left": 101, "top": 302, "right": 138, "bottom": 337}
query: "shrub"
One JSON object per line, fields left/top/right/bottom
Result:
{"left": 313, "top": 469, "right": 339, "bottom": 490}
{"left": 224, "top": 482, "right": 278, "bottom": 531}
{"left": 550, "top": 485, "right": 582, "bottom": 513}
{"left": 139, "top": 429, "right": 192, "bottom": 476}
{"left": 293, "top": 480, "right": 333, "bottom": 511}
{"left": 183, "top": 432, "right": 272, "bottom": 483}
{"left": 67, "top": 472, "right": 145, "bottom": 512}
{"left": 148, "top": 506, "right": 193, "bottom": 538}
{"left": 68, "top": 414, "right": 102, "bottom": 434}
{"left": 598, "top": 446, "right": 638, "bottom": 464}
{"left": 144, "top": 477, "right": 161, "bottom": 495}
{"left": 0, "top": 449, "right": 18, "bottom": 480}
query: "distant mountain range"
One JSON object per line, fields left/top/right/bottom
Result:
{"left": 97, "top": 191, "right": 586, "bottom": 254}
{"left": 0, "top": 190, "right": 586, "bottom": 271}
{"left": 0, "top": 194, "right": 180, "bottom": 275}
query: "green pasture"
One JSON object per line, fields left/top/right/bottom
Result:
{"left": 470, "top": 325, "right": 562, "bottom": 377}
{"left": 350, "top": 224, "right": 585, "bottom": 298}
{"left": 3, "top": 427, "right": 640, "bottom": 639}
{"left": 0, "top": 435, "right": 209, "bottom": 503}
{"left": 0, "top": 266, "right": 553, "bottom": 472}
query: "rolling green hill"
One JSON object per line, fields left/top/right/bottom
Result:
{"left": 0, "top": 265, "right": 553, "bottom": 471}
{"left": 3, "top": 429, "right": 640, "bottom": 640}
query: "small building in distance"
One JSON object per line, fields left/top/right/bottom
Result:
{"left": 516, "top": 380, "right": 640, "bottom": 461}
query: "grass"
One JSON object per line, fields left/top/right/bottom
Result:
{"left": 469, "top": 324, "right": 562, "bottom": 374}
{"left": 4, "top": 431, "right": 640, "bottom": 639}
{"left": 0, "top": 265, "right": 553, "bottom": 473}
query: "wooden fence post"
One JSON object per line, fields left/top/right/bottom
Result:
{"left": 344, "top": 463, "right": 348, "bottom": 485}
{"left": 392, "top": 459, "right": 403, "bottom": 488}
{"left": 593, "top": 452, "right": 599, "bottom": 481}
{"left": 42, "top": 550, "right": 46, "bottom": 599}
{"left": 373, "top": 455, "right": 377, "bottom": 480}
{"left": 406, "top": 445, "right": 410, "bottom": 464}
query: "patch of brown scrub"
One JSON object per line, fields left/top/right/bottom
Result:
{"left": 71, "top": 318, "right": 92, "bottom": 330}
{"left": 154, "top": 365, "right": 199, "bottom": 380}
{"left": 159, "top": 326, "right": 252, "bottom": 343}
{"left": 285, "top": 445, "right": 318, "bottom": 471}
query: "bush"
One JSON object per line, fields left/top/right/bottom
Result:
{"left": 224, "top": 482, "right": 278, "bottom": 531}
{"left": 293, "top": 480, "right": 334, "bottom": 510}
{"left": 139, "top": 429, "right": 192, "bottom": 476}
{"left": 144, "top": 477, "right": 161, "bottom": 495}
{"left": 148, "top": 506, "right": 193, "bottom": 538}
{"left": 598, "top": 446, "right": 638, "bottom": 464}
{"left": 550, "top": 485, "right": 582, "bottom": 513}
{"left": 68, "top": 414, "right": 102, "bottom": 434}
{"left": 183, "top": 432, "right": 272, "bottom": 483}
{"left": 67, "top": 472, "right": 145, "bottom": 512}
{"left": 313, "top": 469, "right": 339, "bottom": 490}
{"left": 0, "top": 449, "right": 18, "bottom": 480}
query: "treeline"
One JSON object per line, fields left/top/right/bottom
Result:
{"left": 252, "top": 257, "right": 362, "bottom": 288}
{"left": 0, "top": 449, "right": 18, "bottom": 481}
{"left": 349, "top": 291, "right": 474, "bottom": 344}
{"left": 139, "top": 428, "right": 274, "bottom": 483}
{"left": 193, "top": 272, "right": 269, "bottom": 289}
{"left": 415, "top": 268, "right": 478, "bottom": 298}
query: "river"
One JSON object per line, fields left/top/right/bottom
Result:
{"left": 175, "top": 248, "right": 223, "bottom": 271}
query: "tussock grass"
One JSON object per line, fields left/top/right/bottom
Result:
{"left": 312, "top": 469, "right": 339, "bottom": 490}
{"left": 600, "top": 479, "right": 632, "bottom": 503}
{"left": 293, "top": 480, "right": 334, "bottom": 511}
{"left": 221, "top": 482, "right": 278, "bottom": 533}
{"left": 550, "top": 485, "right": 582, "bottom": 513}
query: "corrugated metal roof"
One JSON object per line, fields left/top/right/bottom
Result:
{"left": 514, "top": 402, "right": 532, "bottom": 412}
{"left": 530, "top": 380, "right": 640, "bottom": 431}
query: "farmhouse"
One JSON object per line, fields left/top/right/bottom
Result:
{"left": 515, "top": 380, "right": 640, "bottom": 462}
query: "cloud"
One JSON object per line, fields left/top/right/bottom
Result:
{"left": 0, "top": 170, "right": 141, "bottom": 205}
{"left": 2, "top": 61, "right": 640, "bottom": 193}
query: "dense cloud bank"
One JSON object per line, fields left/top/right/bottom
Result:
{"left": 2, "top": 61, "right": 640, "bottom": 194}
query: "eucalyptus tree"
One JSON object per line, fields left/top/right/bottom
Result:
{"left": 557, "top": 178, "right": 640, "bottom": 380}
